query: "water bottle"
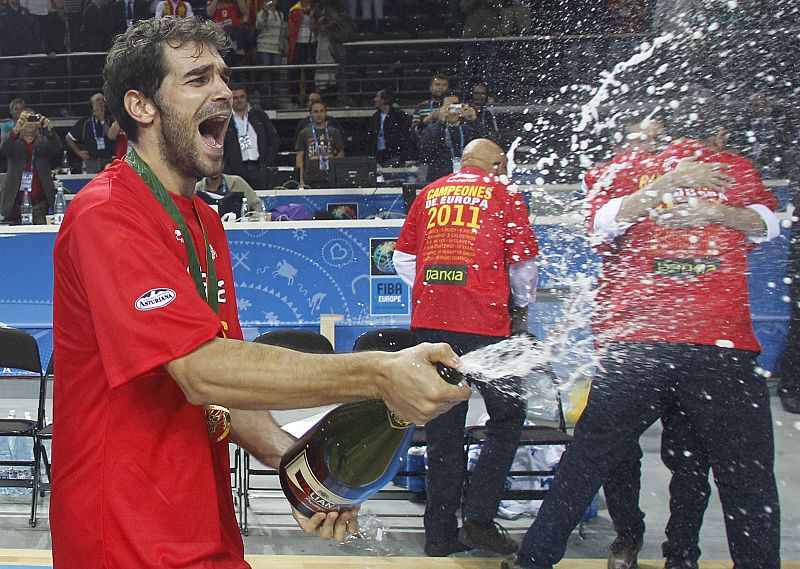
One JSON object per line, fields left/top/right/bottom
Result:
{"left": 318, "top": 142, "right": 330, "bottom": 172}
{"left": 59, "top": 150, "right": 70, "bottom": 175}
{"left": 279, "top": 364, "right": 464, "bottom": 515}
{"left": 252, "top": 199, "right": 267, "bottom": 222}
{"left": 0, "top": 411, "right": 13, "bottom": 495}
{"left": 20, "top": 191, "right": 33, "bottom": 225}
{"left": 53, "top": 182, "right": 66, "bottom": 225}
{"left": 81, "top": 159, "right": 88, "bottom": 174}
{"left": 239, "top": 198, "right": 250, "bottom": 222}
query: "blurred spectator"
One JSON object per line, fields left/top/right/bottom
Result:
{"left": 460, "top": 0, "right": 501, "bottom": 86}
{"left": 207, "top": 0, "right": 250, "bottom": 65}
{"left": 738, "top": 90, "right": 791, "bottom": 178}
{"left": 195, "top": 171, "right": 262, "bottom": 213}
{"left": 0, "top": 110, "right": 62, "bottom": 224}
{"left": 499, "top": 0, "right": 531, "bottom": 35}
{"left": 65, "top": 93, "right": 120, "bottom": 173}
{"left": 419, "top": 94, "right": 483, "bottom": 182}
{"left": 22, "top": 0, "right": 49, "bottom": 52}
{"left": 63, "top": 0, "right": 82, "bottom": 51}
{"left": 255, "top": 0, "right": 287, "bottom": 110}
{"left": 292, "top": 92, "right": 346, "bottom": 145}
{"left": 154, "top": 0, "right": 193, "bottom": 17}
{"left": 314, "top": 0, "right": 356, "bottom": 106}
{"left": 366, "top": 88, "right": 414, "bottom": 167}
{"left": 287, "top": 0, "right": 316, "bottom": 107}
{"left": 344, "top": 0, "right": 382, "bottom": 27}
{"left": 0, "top": 98, "right": 27, "bottom": 141}
{"left": 411, "top": 74, "right": 451, "bottom": 144}
{"left": 295, "top": 99, "right": 344, "bottom": 187}
{"left": 80, "top": 0, "right": 112, "bottom": 52}
{"left": 223, "top": 84, "right": 279, "bottom": 189}
{"left": 109, "top": 0, "right": 150, "bottom": 35}
{"left": 469, "top": 82, "right": 500, "bottom": 141}
{"left": 607, "top": 0, "right": 647, "bottom": 32}
{"left": 43, "top": 0, "right": 70, "bottom": 54}
{"left": 651, "top": 0, "right": 705, "bottom": 33}
{"left": 0, "top": 0, "right": 37, "bottom": 91}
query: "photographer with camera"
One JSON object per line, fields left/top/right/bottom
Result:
{"left": 0, "top": 109, "right": 62, "bottom": 224}
{"left": 65, "top": 93, "right": 121, "bottom": 174}
{"left": 418, "top": 94, "right": 483, "bottom": 183}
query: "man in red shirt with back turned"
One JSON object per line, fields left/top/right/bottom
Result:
{"left": 394, "top": 138, "right": 539, "bottom": 558}
{"left": 503, "top": 108, "right": 781, "bottom": 569}
{"left": 51, "top": 17, "right": 471, "bottom": 568}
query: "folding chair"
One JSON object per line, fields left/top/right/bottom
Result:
{"left": 237, "top": 330, "right": 335, "bottom": 535}
{"left": 352, "top": 328, "right": 430, "bottom": 502}
{"left": 34, "top": 357, "right": 53, "bottom": 503}
{"left": 0, "top": 327, "right": 47, "bottom": 527}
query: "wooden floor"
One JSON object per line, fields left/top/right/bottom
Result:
{"left": 0, "top": 550, "right": 797, "bottom": 568}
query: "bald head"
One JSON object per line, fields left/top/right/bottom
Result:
{"left": 461, "top": 138, "right": 507, "bottom": 175}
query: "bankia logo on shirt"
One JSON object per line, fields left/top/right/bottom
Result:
{"left": 135, "top": 288, "right": 177, "bottom": 311}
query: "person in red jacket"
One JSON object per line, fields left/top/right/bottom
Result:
{"left": 503, "top": 109, "right": 781, "bottom": 569}
{"left": 287, "top": 0, "right": 315, "bottom": 106}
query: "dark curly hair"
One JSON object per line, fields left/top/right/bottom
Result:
{"left": 103, "top": 16, "right": 230, "bottom": 142}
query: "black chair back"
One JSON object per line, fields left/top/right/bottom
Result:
{"left": 253, "top": 330, "right": 334, "bottom": 354}
{"left": 0, "top": 327, "right": 42, "bottom": 374}
{"left": 353, "top": 328, "right": 416, "bottom": 353}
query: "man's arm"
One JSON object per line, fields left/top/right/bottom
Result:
{"left": 652, "top": 199, "right": 773, "bottom": 237}
{"left": 508, "top": 259, "right": 538, "bottom": 334}
{"left": 260, "top": 113, "right": 279, "bottom": 165}
{"left": 295, "top": 149, "right": 305, "bottom": 186}
{"left": 164, "top": 338, "right": 470, "bottom": 425}
{"left": 616, "top": 158, "right": 734, "bottom": 223}
{"left": 65, "top": 133, "right": 90, "bottom": 160}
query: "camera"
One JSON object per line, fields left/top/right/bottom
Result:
{"left": 27, "top": 114, "right": 41, "bottom": 122}
{"left": 448, "top": 104, "right": 464, "bottom": 113}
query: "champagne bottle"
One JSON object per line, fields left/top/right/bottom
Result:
{"left": 279, "top": 364, "right": 465, "bottom": 515}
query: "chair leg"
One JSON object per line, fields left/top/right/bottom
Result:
{"left": 30, "top": 438, "right": 42, "bottom": 527}
{"left": 241, "top": 451, "right": 249, "bottom": 536}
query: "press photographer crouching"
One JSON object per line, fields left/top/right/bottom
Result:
{"left": 0, "top": 110, "right": 63, "bottom": 225}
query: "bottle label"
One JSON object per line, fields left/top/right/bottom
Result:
{"left": 387, "top": 408, "right": 410, "bottom": 429}
{"left": 283, "top": 450, "right": 360, "bottom": 511}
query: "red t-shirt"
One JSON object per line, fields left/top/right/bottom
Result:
{"left": 584, "top": 141, "right": 777, "bottom": 350}
{"left": 51, "top": 159, "right": 249, "bottom": 568}
{"left": 396, "top": 166, "right": 538, "bottom": 336}
{"left": 209, "top": 0, "right": 242, "bottom": 29}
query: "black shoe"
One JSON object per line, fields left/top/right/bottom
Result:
{"left": 780, "top": 392, "right": 800, "bottom": 414}
{"left": 424, "top": 535, "right": 472, "bottom": 557}
{"left": 664, "top": 557, "right": 699, "bottom": 569}
{"left": 607, "top": 535, "right": 642, "bottom": 569}
{"left": 459, "top": 518, "right": 519, "bottom": 555}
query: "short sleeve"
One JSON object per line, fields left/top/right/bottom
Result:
{"left": 396, "top": 196, "right": 421, "bottom": 255}
{"left": 67, "top": 201, "right": 222, "bottom": 388}
{"left": 503, "top": 187, "right": 538, "bottom": 264}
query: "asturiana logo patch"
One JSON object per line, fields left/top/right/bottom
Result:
{"left": 135, "top": 288, "right": 177, "bottom": 311}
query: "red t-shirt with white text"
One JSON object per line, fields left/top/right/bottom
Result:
{"left": 51, "top": 159, "right": 249, "bottom": 568}
{"left": 584, "top": 141, "right": 777, "bottom": 350}
{"left": 396, "top": 166, "right": 538, "bottom": 336}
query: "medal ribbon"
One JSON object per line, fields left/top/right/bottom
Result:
{"left": 126, "top": 147, "right": 229, "bottom": 440}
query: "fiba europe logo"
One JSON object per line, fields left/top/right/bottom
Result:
{"left": 370, "top": 239, "right": 397, "bottom": 276}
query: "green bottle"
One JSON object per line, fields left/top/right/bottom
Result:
{"left": 279, "top": 363, "right": 464, "bottom": 515}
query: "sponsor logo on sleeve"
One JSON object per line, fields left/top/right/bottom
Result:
{"left": 135, "top": 288, "right": 177, "bottom": 311}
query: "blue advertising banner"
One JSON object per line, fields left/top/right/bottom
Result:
{"left": 0, "top": 189, "right": 794, "bottom": 374}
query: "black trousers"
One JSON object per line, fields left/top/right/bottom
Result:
{"left": 515, "top": 342, "right": 780, "bottom": 569}
{"left": 415, "top": 328, "right": 526, "bottom": 544}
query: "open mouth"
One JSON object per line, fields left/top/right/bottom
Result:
{"left": 198, "top": 113, "right": 229, "bottom": 150}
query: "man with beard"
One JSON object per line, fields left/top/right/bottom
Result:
{"left": 50, "top": 17, "right": 471, "bottom": 568}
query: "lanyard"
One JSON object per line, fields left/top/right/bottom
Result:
{"left": 125, "top": 147, "right": 218, "bottom": 314}
{"left": 311, "top": 123, "right": 330, "bottom": 151}
{"left": 25, "top": 147, "right": 35, "bottom": 173}
{"left": 378, "top": 113, "right": 386, "bottom": 139}
{"left": 444, "top": 125, "right": 464, "bottom": 160}
{"left": 90, "top": 116, "right": 102, "bottom": 139}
